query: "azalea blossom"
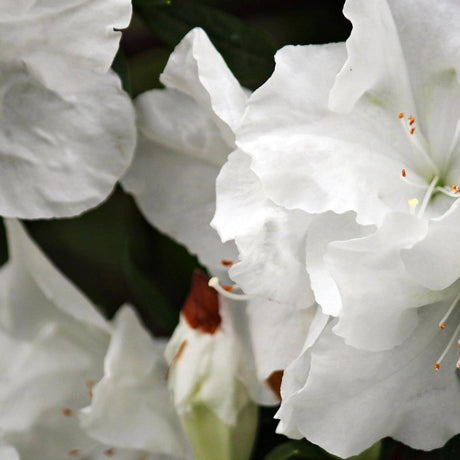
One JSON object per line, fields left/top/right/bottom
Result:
{"left": 0, "top": 219, "right": 188, "bottom": 460}
{"left": 0, "top": 1, "right": 135, "bottom": 218}
{"left": 121, "top": 27, "right": 313, "bottom": 394}
{"left": 212, "top": 0, "right": 460, "bottom": 456}
{"left": 165, "top": 270, "right": 263, "bottom": 460}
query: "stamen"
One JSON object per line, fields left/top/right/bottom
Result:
{"left": 222, "top": 285, "right": 234, "bottom": 292}
{"left": 439, "top": 292, "right": 460, "bottom": 329}
{"left": 434, "top": 321, "right": 460, "bottom": 370}
{"left": 398, "top": 112, "right": 405, "bottom": 119}
{"left": 401, "top": 168, "right": 407, "bottom": 178}
{"left": 221, "top": 259, "right": 234, "bottom": 267}
{"left": 417, "top": 175, "right": 439, "bottom": 218}
{"left": 398, "top": 113, "right": 439, "bottom": 176}
{"left": 208, "top": 277, "right": 252, "bottom": 301}
{"left": 434, "top": 186, "right": 460, "bottom": 198}
{"left": 408, "top": 198, "right": 419, "bottom": 215}
{"left": 61, "top": 407, "right": 73, "bottom": 417}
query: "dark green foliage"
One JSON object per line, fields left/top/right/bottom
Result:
{"left": 133, "top": 0, "right": 277, "bottom": 88}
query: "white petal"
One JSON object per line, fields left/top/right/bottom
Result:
{"left": 402, "top": 201, "right": 460, "bottom": 290}
{"left": 329, "top": 0, "right": 416, "bottom": 114}
{"left": 1, "top": 0, "right": 132, "bottom": 90}
{"left": 166, "top": 318, "right": 247, "bottom": 426}
{"left": 0, "top": 445, "right": 19, "bottom": 460}
{"left": 238, "top": 43, "right": 427, "bottom": 227}
{"left": 160, "top": 28, "right": 247, "bottom": 144}
{"left": 0, "top": 65, "right": 135, "bottom": 218}
{"left": 218, "top": 298, "right": 277, "bottom": 405}
{"left": 213, "top": 150, "right": 315, "bottom": 307}
{"left": 275, "top": 308, "right": 329, "bottom": 440}
{"left": 0, "top": 222, "right": 109, "bottom": 435}
{"left": 330, "top": 0, "right": 460, "bottom": 171}
{"left": 212, "top": 149, "right": 280, "bottom": 243}
{"left": 326, "top": 212, "right": 446, "bottom": 351}
{"left": 122, "top": 137, "right": 236, "bottom": 274}
{"left": 3, "top": 219, "right": 110, "bottom": 335}
{"left": 80, "top": 306, "right": 189, "bottom": 458}
{"left": 277, "top": 301, "right": 460, "bottom": 457}
{"left": 230, "top": 207, "right": 315, "bottom": 309}
{"left": 246, "top": 298, "right": 316, "bottom": 381}
{"left": 306, "top": 212, "right": 373, "bottom": 316}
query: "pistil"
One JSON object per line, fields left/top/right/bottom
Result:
{"left": 417, "top": 175, "right": 439, "bottom": 218}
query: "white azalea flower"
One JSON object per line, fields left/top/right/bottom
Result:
{"left": 211, "top": 0, "right": 460, "bottom": 456}
{"left": 121, "top": 27, "right": 310, "bottom": 394}
{"left": 0, "top": 219, "right": 187, "bottom": 460}
{"left": 0, "top": 1, "right": 135, "bottom": 218}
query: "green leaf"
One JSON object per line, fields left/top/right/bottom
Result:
{"left": 133, "top": 0, "right": 277, "bottom": 88}
{"left": 380, "top": 435, "right": 460, "bottom": 460}
{"left": 264, "top": 440, "right": 332, "bottom": 460}
{"left": 264, "top": 440, "right": 381, "bottom": 460}
{"left": 121, "top": 242, "right": 178, "bottom": 334}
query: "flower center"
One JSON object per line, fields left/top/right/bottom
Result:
{"left": 434, "top": 293, "right": 460, "bottom": 371}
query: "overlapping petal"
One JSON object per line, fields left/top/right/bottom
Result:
{"left": 0, "top": 221, "right": 182, "bottom": 459}
{"left": 238, "top": 42, "right": 428, "bottom": 227}
{"left": 277, "top": 302, "right": 460, "bottom": 457}
{"left": 402, "top": 200, "right": 460, "bottom": 290}
{"left": 0, "top": 0, "right": 135, "bottom": 219}
{"left": 306, "top": 211, "right": 373, "bottom": 316}
{"left": 325, "top": 212, "right": 453, "bottom": 351}
{"left": 80, "top": 307, "right": 189, "bottom": 459}
{"left": 214, "top": 149, "right": 315, "bottom": 308}
{"left": 0, "top": 64, "right": 135, "bottom": 218}
{"left": 246, "top": 298, "right": 316, "bottom": 382}
{"left": 331, "top": 0, "right": 460, "bottom": 172}
{"left": 160, "top": 27, "right": 247, "bottom": 144}
{"left": 0, "top": 0, "right": 132, "bottom": 90}
{"left": 122, "top": 89, "right": 236, "bottom": 273}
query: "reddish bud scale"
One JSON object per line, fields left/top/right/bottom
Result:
{"left": 221, "top": 259, "right": 234, "bottom": 267}
{"left": 182, "top": 270, "right": 221, "bottom": 334}
{"left": 266, "top": 370, "right": 284, "bottom": 401}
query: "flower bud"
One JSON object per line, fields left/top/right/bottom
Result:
{"left": 166, "top": 270, "right": 259, "bottom": 460}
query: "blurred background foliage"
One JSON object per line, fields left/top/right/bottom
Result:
{"left": 7, "top": 0, "right": 458, "bottom": 458}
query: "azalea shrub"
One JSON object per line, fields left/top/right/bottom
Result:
{"left": 1, "top": 0, "right": 460, "bottom": 460}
